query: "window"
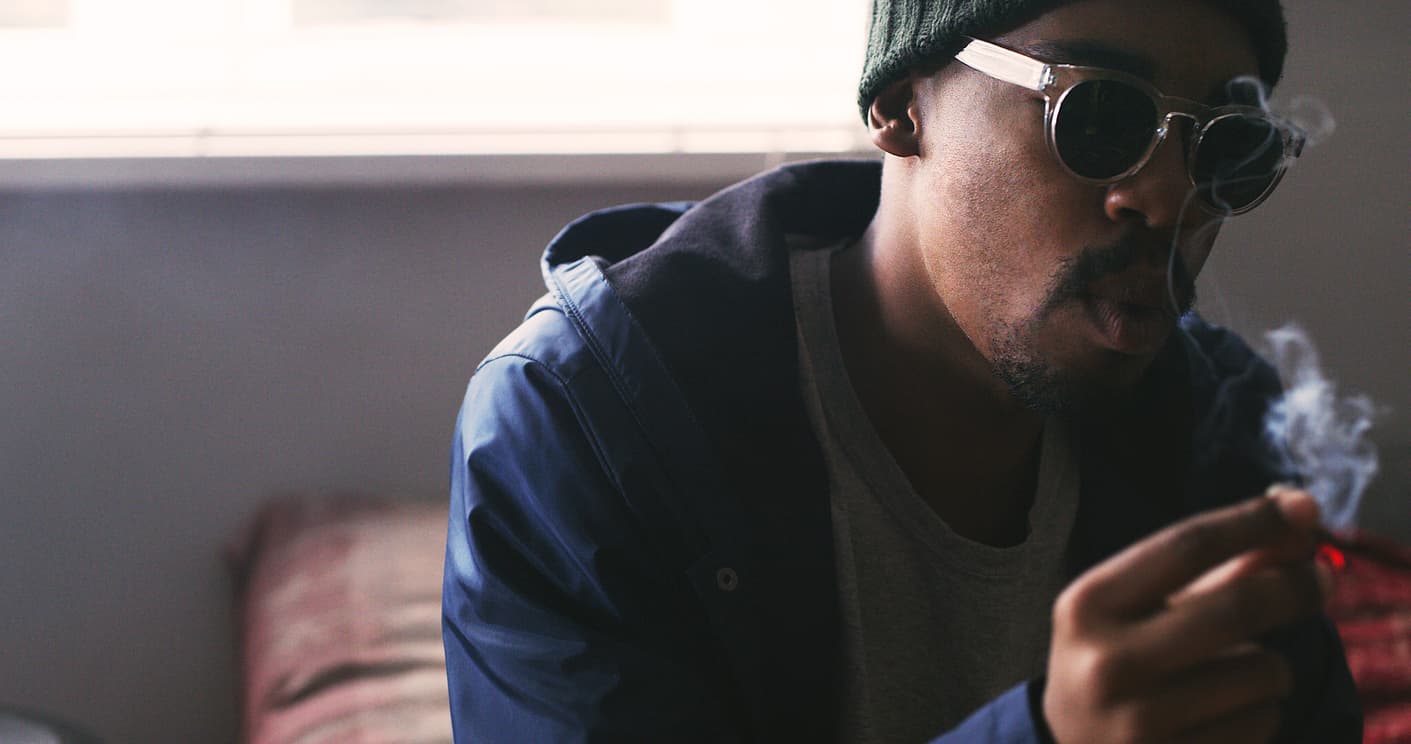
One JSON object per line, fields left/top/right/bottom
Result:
{"left": 0, "top": 0, "right": 872, "bottom": 159}
{"left": 0, "top": 0, "right": 69, "bottom": 28}
{"left": 292, "top": 0, "right": 669, "bottom": 25}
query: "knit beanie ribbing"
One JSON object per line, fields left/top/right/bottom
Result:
{"left": 857, "top": 0, "right": 1288, "bottom": 122}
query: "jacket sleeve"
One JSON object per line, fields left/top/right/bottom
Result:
{"left": 926, "top": 680, "right": 1054, "bottom": 744}
{"left": 1268, "top": 614, "right": 1363, "bottom": 743}
{"left": 442, "top": 352, "right": 740, "bottom": 744}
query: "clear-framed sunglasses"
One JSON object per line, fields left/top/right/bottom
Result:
{"left": 954, "top": 37, "right": 1306, "bottom": 214}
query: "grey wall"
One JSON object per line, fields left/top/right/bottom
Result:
{"left": 1208, "top": 0, "right": 1409, "bottom": 536}
{"left": 0, "top": 183, "right": 720, "bottom": 743}
{"left": 0, "top": 2, "right": 1406, "bottom": 742}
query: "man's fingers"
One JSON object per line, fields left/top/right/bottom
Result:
{"left": 1167, "top": 550, "right": 1269, "bottom": 605}
{"left": 1044, "top": 490, "right": 1326, "bottom": 744}
{"left": 1073, "top": 491, "right": 1318, "bottom": 617}
{"left": 1133, "top": 559, "right": 1327, "bottom": 672}
{"left": 1134, "top": 644, "right": 1292, "bottom": 734}
{"left": 1164, "top": 700, "right": 1283, "bottom": 744}
{"left": 1169, "top": 540, "right": 1335, "bottom": 610}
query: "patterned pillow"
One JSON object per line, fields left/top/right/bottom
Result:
{"left": 1326, "top": 530, "right": 1411, "bottom": 744}
{"left": 227, "top": 493, "right": 452, "bottom": 744}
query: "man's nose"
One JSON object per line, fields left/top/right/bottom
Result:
{"left": 1102, "top": 127, "right": 1201, "bottom": 228}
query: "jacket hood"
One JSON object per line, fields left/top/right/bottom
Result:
{"left": 540, "top": 158, "right": 882, "bottom": 277}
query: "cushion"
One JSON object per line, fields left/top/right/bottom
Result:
{"left": 1327, "top": 530, "right": 1411, "bottom": 744}
{"left": 227, "top": 493, "right": 452, "bottom": 744}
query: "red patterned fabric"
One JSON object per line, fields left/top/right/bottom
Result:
{"left": 227, "top": 493, "right": 452, "bottom": 744}
{"left": 1327, "top": 530, "right": 1411, "bottom": 744}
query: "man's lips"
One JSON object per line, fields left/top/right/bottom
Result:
{"left": 1080, "top": 274, "right": 1180, "bottom": 355}
{"left": 1086, "top": 271, "right": 1179, "bottom": 308}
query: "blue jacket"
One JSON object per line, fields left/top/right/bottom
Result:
{"left": 442, "top": 159, "right": 1361, "bottom": 743}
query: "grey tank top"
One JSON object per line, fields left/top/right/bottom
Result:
{"left": 790, "top": 239, "right": 1079, "bottom": 743}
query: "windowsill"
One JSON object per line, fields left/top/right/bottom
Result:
{"left": 0, "top": 129, "right": 877, "bottom": 190}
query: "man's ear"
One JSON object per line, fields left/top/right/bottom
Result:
{"left": 868, "top": 76, "right": 921, "bottom": 158}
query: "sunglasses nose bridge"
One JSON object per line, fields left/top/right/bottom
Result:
{"left": 1160, "top": 110, "right": 1202, "bottom": 139}
{"left": 1103, "top": 110, "right": 1204, "bottom": 227}
{"left": 1144, "top": 113, "right": 1189, "bottom": 170}
{"left": 1151, "top": 111, "right": 1205, "bottom": 169}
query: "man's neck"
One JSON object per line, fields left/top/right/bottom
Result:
{"left": 829, "top": 219, "right": 1046, "bottom": 546}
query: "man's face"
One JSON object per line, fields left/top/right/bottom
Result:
{"left": 907, "top": 0, "right": 1263, "bottom": 414}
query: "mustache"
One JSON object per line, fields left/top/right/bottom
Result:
{"left": 1042, "top": 235, "right": 1197, "bottom": 317}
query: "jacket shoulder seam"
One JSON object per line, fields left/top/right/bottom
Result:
{"left": 475, "top": 351, "right": 587, "bottom": 388}
{"left": 472, "top": 352, "right": 626, "bottom": 498}
{"left": 548, "top": 260, "right": 713, "bottom": 449}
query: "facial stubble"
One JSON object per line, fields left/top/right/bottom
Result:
{"left": 989, "top": 237, "right": 1198, "bottom": 417}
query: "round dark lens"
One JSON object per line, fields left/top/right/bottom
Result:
{"left": 1054, "top": 79, "right": 1159, "bottom": 179}
{"left": 1193, "top": 115, "right": 1285, "bottom": 211}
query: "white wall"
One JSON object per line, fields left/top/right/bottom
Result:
{"left": 0, "top": 1, "right": 1405, "bottom": 742}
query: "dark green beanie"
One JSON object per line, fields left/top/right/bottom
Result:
{"left": 857, "top": 0, "right": 1287, "bottom": 121}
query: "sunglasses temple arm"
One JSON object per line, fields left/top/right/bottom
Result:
{"left": 954, "top": 37, "right": 1050, "bottom": 91}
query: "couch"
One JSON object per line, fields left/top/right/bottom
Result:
{"left": 228, "top": 493, "right": 1411, "bottom": 743}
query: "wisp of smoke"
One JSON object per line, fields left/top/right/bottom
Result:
{"left": 1162, "top": 80, "right": 1335, "bottom": 316}
{"left": 1173, "top": 85, "right": 1371, "bottom": 529}
{"left": 1271, "top": 94, "right": 1337, "bottom": 147}
{"left": 1228, "top": 76, "right": 1337, "bottom": 147}
{"left": 1143, "top": 81, "right": 1367, "bottom": 527}
{"left": 1262, "top": 324, "right": 1382, "bottom": 529}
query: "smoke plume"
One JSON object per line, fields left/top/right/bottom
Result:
{"left": 1207, "top": 86, "right": 1368, "bottom": 528}
{"left": 1262, "top": 324, "right": 1382, "bottom": 529}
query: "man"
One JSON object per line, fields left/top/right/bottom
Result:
{"left": 442, "top": 0, "right": 1362, "bottom": 741}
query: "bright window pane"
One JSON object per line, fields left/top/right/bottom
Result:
{"left": 1, "top": 0, "right": 872, "bottom": 158}
{"left": 293, "top": 0, "right": 669, "bottom": 25}
{"left": 0, "top": 0, "right": 69, "bottom": 27}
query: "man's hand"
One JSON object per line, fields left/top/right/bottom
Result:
{"left": 1043, "top": 489, "right": 1334, "bottom": 744}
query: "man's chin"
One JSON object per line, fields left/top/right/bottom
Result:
{"left": 988, "top": 302, "right": 1179, "bottom": 418}
{"left": 994, "top": 346, "right": 1162, "bottom": 419}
